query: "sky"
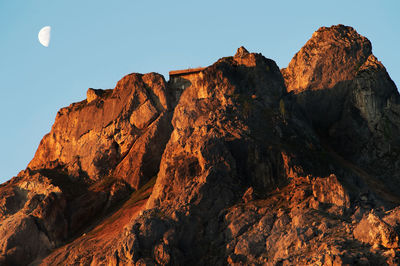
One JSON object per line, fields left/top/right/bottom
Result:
{"left": 0, "top": 1, "right": 399, "bottom": 183}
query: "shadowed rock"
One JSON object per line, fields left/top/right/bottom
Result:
{"left": 1, "top": 25, "right": 400, "bottom": 265}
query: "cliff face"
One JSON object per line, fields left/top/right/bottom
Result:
{"left": 28, "top": 73, "right": 173, "bottom": 189}
{"left": 282, "top": 25, "right": 372, "bottom": 93}
{"left": 283, "top": 25, "right": 400, "bottom": 195}
{"left": 1, "top": 25, "right": 400, "bottom": 265}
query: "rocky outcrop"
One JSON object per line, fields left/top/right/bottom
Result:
{"left": 147, "top": 46, "right": 288, "bottom": 210}
{"left": 116, "top": 47, "right": 291, "bottom": 264}
{"left": 354, "top": 211, "right": 399, "bottom": 249}
{"left": 0, "top": 72, "right": 175, "bottom": 264}
{"left": 283, "top": 24, "right": 400, "bottom": 196}
{"left": 1, "top": 24, "right": 400, "bottom": 265}
{"left": 282, "top": 24, "right": 372, "bottom": 93}
{"left": 311, "top": 174, "right": 350, "bottom": 215}
{"left": 0, "top": 167, "right": 132, "bottom": 265}
{"left": 86, "top": 88, "right": 105, "bottom": 103}
{"left": 28, "top": 72, "right": 173, "bottom": 189}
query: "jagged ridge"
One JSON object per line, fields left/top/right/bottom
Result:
{"left": 0, "top": 25, "right": 400, "bottom": 265}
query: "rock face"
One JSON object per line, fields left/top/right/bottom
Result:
{"left": 1, "top": 24, "right": 400, "bottom": 265}
{"left": 283, "top": 24, "right": 400, "bottom": 196}
{"left": 282, "top": 25, "right": 372, "bottom": 93}
{"left": 28, "top": 72, "right": 173, "bottom": 189}
{"left": 354, "top": 211, "right": 399, "bottom": 249}
{"left": 311, "top": 174, "right": 350, "bottom": 215}
{"left": 147, "top": 45, "right": 288, "bottom": 212}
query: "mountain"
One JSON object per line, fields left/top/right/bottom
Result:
{"left": 1, "top": 24, "right": 400, "bottom": 265}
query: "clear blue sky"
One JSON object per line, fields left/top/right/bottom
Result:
{"left": 0, "top": 1, "right": 399, "bottom": 183}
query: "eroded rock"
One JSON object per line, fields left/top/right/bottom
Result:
{"left": 0, "top": 24, "right": 399, "bottom": 265}
{"left": 354, "top": 211, "right": 399, "bottom": 249}
{"left": 312, "top": 174, "right": 350, "bottom": 213}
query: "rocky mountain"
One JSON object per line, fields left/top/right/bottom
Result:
{"left": 1, "top": 24, "right": 400, "bottom": 265}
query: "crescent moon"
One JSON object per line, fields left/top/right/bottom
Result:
{"left": 38, "top": 26, "right": 51, "bottom": 47}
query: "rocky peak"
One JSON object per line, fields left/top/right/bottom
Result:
{"left": 282, "top": 24, "right": 372, "bottom": 93}
{"left": 234, "top": 46, "right": 250, "bottom": 58}
{"left": 282, "top": 24, "right": 400, "bottom": 202}
{"left": 147, "top": 47, "right": 287, "bottom": 210}
{"left": 28, "top": 72, "right": 173, "bottom": 189}
{"left": 1, "top": 25, "right": 400, "bottom": 265}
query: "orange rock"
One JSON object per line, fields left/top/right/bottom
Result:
{"left": 1, "top": 24, "right": 400, "bottom": 265}
{"left": 28, "top": 72, "right": 173, "bottom": 189}
{"left": 282, "top": 24, "right": 371, "bottom": 93}
{"left": 354, "top": 212, "right": 399, "bottom": 249}
{"left": 312, "top": 174, "right": 350, "bottom": 209}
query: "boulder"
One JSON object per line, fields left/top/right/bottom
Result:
{"left": 354, "top": 212, "right": 399, "bottom": 248}
{"left": 312, "top": 174, "right": 350, "bottom": 210}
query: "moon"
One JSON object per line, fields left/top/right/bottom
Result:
{"left": 38, "top": 26, "right": 51, "bottom": 47}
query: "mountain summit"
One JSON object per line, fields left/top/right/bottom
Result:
{"left": 1, "top": 25, "right": 400, "bottom": 265}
